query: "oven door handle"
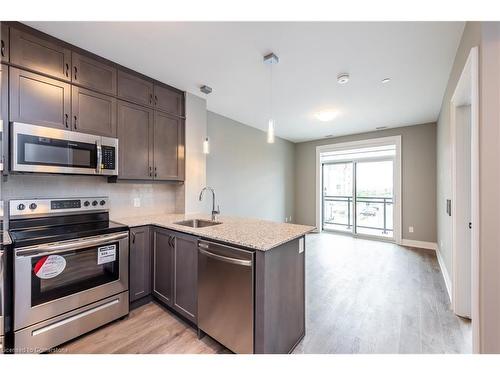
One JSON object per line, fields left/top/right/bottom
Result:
{"left": 15, "top": 232, "right": 129, "bottom": 258}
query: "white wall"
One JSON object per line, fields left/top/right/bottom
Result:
{"left": 206, "top": 111, "right": 295, "bottom": 222}
{"left": 182, "top": 93, "right": 210, "bottom": 214}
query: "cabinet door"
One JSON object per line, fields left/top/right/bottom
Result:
{"left": 10, "top": 67, "right": 71, "bottom": 130}
{"left": 153, "top": 111, "right": 185, "bottom": 181}
{"left": 72, "top": 86, "right": 117, "bottom": 137}
{"left": 153, "top": 229, "right": 174, "bottom": 306}
{"left": 1, "top": 64, "right": 7, "bottom": 172}
{"left": 154, "top": 84, "right": 184, "bottom": 117}
{"left": 10, "top": 28, "right": 71, "bottom": 81}
{"left": 1, "top": 23, "right": 9, "bottom": 62}
{"left": 117, "top": 100, "right": 153, "bottom": 180}
{"left": 117, "top": 70, "right": 154, "bottom": 107}
{"left": 129, "top": 226, "right": 151, "bottom": 303}
{"left": 72, "top": 52, "right": 117, "bottom": 95}
{"left": 173, "top": 233, "right": 198, "bottom": 323}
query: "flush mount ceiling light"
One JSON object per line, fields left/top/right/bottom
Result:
{"left": 337, "top": 73, "right": 350, "bottom": 85}
{"left": 376, "top": 126, "right": 388, "bottom": 130}
{"left": 264, "top": 52, "right": 279, "bottom": 144}
{"left": 314, "top": 110, "right": 339, "bottom": 122}
{"left": 381, "top": 78, "right": 391, "bottom": 84}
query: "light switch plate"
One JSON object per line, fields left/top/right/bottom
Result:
{"left": 409, "top": 226, "right": 414, "bottom": 233}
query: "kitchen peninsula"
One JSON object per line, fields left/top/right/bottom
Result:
{"left": 116, "top": 213, "right": 314, "bottom": 354}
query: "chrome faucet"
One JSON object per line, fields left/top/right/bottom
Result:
{"left": 199, "top": 187, "right": 220, "bottom": 221}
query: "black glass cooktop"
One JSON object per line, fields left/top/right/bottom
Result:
{"left": 9, "top": 214, "right": 128, "bottom": 248}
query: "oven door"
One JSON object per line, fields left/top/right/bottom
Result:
{"left": 14, "top": 231, "right": 128, "bottom": 331}
{"left": 11, "top": 122, "right": 101, "bottom": 175}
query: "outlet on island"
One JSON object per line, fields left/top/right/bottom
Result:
{"left": 133, "top": 198, "right": 141, "bottom": 208}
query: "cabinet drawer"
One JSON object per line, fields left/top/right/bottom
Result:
{"left": 10, "top": 67, "right": 71, "bottom": 130}
{"left": 118, "top": 70, "right": 154, "bottom": 107}
{"left": 154, "top": 84, "right": 184, "bottom": 117}
{"left": 72, "top": 52, "right": 117, "bottom": 95}
{"left": 1, "top": 23, "right": 9, "bottom": 62}
{"left": 72, "top": 86, "right": 117, "bottom": 137}
{"left": 10, "top": 28, "right": 71, "bottom": 81}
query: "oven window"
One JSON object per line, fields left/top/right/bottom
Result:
{"left": 18, "top": 134, "right": 97, "bottom": 169}
{"left": 30, "top": 243, "right": 120, "bottom": 307}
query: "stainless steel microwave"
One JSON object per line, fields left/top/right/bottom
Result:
{"left": 11, "top": 122, "right": 118, "bottom": 176}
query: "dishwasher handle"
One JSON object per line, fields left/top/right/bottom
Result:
{"left": 199, "top": 247, "right": 252, "bottom": 267}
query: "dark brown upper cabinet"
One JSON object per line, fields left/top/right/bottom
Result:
{"left": 10, "top": 28, "right": 71, "bottom": 81}
{"left": 1, "top": 64, "right": 8, "bottom": 172}
{"left": 129, "top": 226, "right": 151, "bottom": 303}
{"left": 117, "top": 100, "right": 154, "bottom": 180}
{"left": 72, "top": 52, "right": 117, "bottom": 95}
{"left": 154, "top": 84, "right": 184, "bottom": 117}
{"left": 72, "top": 86, "right": 116, "bottom": 137}
{"left": 117, "top": 70, "right": 154, "bottom": 107}
{"left": 1, "top": 24, "right": 9, "bottom": 62}
{"left": 154, "top": 111, "right": 185, "bottom": 181}
{"left": 10, "top": 67, "right": 71, "bottom": 130}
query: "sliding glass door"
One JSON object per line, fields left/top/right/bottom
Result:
{"left": 322, "top": 162, "right": 354, "bottom": 233}
{"left": 355, "top": 160, "right": 394, "bottom": 238}
{"left": 321, "top": 157, "right": 394, "bottom": 240}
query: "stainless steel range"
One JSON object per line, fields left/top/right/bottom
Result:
{"left": 8, "top": 197, "right": 129, "bottom": 353}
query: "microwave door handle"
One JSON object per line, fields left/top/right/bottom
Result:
{"left": 96, "top": 142, "right": 102, "bottom": 174}
{"left": 15, "top": 232, "right": 128, "bottom": 258}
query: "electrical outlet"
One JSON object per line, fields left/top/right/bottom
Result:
{"left": 133, "top": 198, "right": 141, "bottom": 208}
{"left": 409, "top": 226, "right": 414, "bottom": 233}
{"left": 289, "top": 216, "right": 292, "bottom": 222}
{"left": 285, "top": 217, "right": 288, "bottom": 223}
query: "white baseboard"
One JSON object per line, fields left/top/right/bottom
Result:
{"left": 400, "top": 239, "right": 452, "bottom": 303}
{"left": 400, "top": 239, "right": 438, "bottom": 250}
{"left": 435, "top": 247, "right": 453, "bottom": 303}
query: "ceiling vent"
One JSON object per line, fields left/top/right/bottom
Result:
{"left": 200, "top": 85, "right": 212, "bottom": 94}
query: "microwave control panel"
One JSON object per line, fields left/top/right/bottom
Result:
{"left": 101, "top": 146, "right": 116, "bottom": 170}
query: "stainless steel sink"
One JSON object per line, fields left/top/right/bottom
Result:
{"left": 174, "top": 219, "right": 222, "bottom": 228}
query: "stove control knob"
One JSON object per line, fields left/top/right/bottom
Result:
{"left": 84, "top": 201, "right": 90, "bottom": 207}
{"left": 92, "top": 200, "right": 98, "bottom": 206}
{"left": 29, "top": 203, "right": 37, "bottom": 210}
{"left": 100, "top": 200, "right": 106, "bottom": 206}
{"left": 17, "top": 203, "right": 26, "bottom": 211}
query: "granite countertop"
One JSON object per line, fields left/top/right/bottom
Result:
{"left": 113, "top": 213, "right": 315, "bottom": 251}
{"left": 3, "top": 230, "right": 12, "bottom": 246}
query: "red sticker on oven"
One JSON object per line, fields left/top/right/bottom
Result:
{"left": 33, "top": 255, "right": 67, "bottom": 279}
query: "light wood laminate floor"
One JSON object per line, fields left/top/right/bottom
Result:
{"left": 57, "top": 232, "right": 471, "bottom": 354}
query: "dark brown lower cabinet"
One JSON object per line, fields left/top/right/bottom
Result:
{"left": 152, "top": 228, "right": 174, "bottom": 306}
{"left": 151, "top": 227, "right": 198, "bottom": 323}
{"left": 172, "top": 233, "right": 198, "bottom": 323}
{"left": 129, "top": 226, "right": 151, "bottom": 303}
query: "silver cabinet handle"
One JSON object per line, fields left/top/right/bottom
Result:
{"left": 199, "top": 248, "right": 252, "bottom": 267}
{"left": 16, "top": 232, "right": 128, "bottom": 258}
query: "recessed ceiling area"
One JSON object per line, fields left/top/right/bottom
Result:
{"left": 25, "top": 22, "right": 465, "bottom": 142}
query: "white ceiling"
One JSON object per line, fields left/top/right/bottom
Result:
{"left": 25, "top": 22, "right": 464, "bottom": 142}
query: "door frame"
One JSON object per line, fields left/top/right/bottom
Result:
{"left": 315, "top": 135, "right": 402, "bottom": 245}
{"left": 450, "top": 46, "right": 479, "bottom": 353}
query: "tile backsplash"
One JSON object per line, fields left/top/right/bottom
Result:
{"left": 1, "top": 174, "right": 183, "bottom": 220}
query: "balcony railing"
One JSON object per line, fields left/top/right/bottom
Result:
{"left": 322, "top": 195, "right": 393, "bottom": 235}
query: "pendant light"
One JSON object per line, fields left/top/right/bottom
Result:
{"left": 264, "top": 53, "right": 279, "bottom": 144}
{"left": 200, "top": 85, "right": 212, "bottom": 154}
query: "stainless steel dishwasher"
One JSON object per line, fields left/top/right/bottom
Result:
{"left": 198, "top": 240, "right": 254, "bottom": 354}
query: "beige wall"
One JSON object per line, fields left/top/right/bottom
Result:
{"left": 207, "top": 111, "right": 295, "bottom": 222}
{"left": 479, "top": 22, "right": 500, "bottom": 353}
{"left": 294, "top": 123, "right": 437, "bottom": 243}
